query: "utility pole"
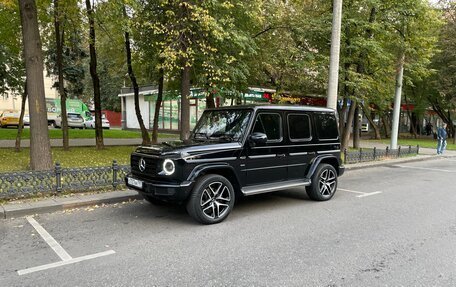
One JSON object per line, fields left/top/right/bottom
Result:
{"left": 327, "top": 0, "right": 343, "bottom": 110}
{"left": 390, "top": 53, "right": 405, "bottom": 150}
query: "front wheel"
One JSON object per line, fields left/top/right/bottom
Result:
{"left": 186, "top": 174, "right": 235, "bottom": 224}
{"left": 306, "top": 163, "right": 338, "bottom": 201}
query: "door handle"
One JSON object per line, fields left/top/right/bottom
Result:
{"left": 277, "top": 154, "right": 286, "bottom": 158}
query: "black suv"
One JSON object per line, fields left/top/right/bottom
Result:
{"left": 126, "top": 105, "right": 344, "bottom": 224}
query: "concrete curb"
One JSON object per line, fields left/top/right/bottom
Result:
{"left": 1, "top": 190, "right": 142, "bottom": 219}
{"left": 345, "top": 154, "right": 439, "bottom": 171}
{"left": 0, "top": 204, "right": 5, "bottom": 219}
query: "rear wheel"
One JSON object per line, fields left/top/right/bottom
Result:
{"left": 306, "top": 164, "right": 338, "bottom": 201}
{"left": 186, "top": 174, "right": 235, "bottom": 224}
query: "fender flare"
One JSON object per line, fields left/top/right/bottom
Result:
{"left": 305, "top": 155, "right": 340, "bottom": 178}
{"left": 187, "top": 163, "right": 241, "bottom": 184}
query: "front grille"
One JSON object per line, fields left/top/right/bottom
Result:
{"left": 131, "top": 154, "right": 159, "bottom": 179}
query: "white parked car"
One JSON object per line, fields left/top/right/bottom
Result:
{"left": 54, "top": 113, "right": 85, "bottom": 129}
{"left": 23, "top": 114, "right": 30, "bottom": 126}
{"left": 84, "top": 114, "right": 110, "bottom": 129}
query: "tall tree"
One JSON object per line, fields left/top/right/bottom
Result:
{"left": 427, "top": 2, "right": 456, "bottom": 143}
{"left": 53, "top": 0, "right": 69, "bottom": 150}
{"left": 151, "top": 68, "right": 164, "bottom": 144}
{"left": 85, "top": 0, "right": 103, "bottom": 149}
{"left": 123, "top": 5, "right": 150, "bottom": 145}
{"left": 18, "top": 0, "right": 53, "bottom": 170}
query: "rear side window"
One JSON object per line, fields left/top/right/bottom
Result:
{"left": 315, "top": 112, "right": 339, "bottom": 140}
{"left": 252, "top": 113, "right": 282, "bottom": 142}
{"left": 288, "top": 114, "right": 311, "bottom": 141}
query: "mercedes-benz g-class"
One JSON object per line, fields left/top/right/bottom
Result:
{"left": 126, "top": 105, "right": 344, "bottom": 224}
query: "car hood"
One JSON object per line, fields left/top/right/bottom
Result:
{"left": 135, "top": 140, "right": 242, "bottom": 157}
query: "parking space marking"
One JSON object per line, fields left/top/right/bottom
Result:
{"left": 26, "top": 217, "right": 72, "bottom": 261}
{"left": 394, "top": 165, "right": 455, "bottom": 173}
{"left": 17, "top": 250, "right": 115, "bottom": 275}
{"left": 338, "top": 188, "right": 382, "bottom": 198}
{"left": 18, "top": 216, "right": 115, "bottom": 276}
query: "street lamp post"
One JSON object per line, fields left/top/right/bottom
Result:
{"left": 327, "top": 0, "right": 343, "bottom": 111}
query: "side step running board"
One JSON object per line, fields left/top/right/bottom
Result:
{"left": 241, "top": 179, "right": 311, "bottom": 196}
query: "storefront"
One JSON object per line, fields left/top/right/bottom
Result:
{"left": 118, "top": 86, "right": 274, "bottom": 131}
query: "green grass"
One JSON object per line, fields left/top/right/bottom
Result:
{"left": 367, "top": 138, "right": 456, "bottom": 150}
{"left": 0, "top": 128, "right": 178, "bottom": 140}
{"left": 0, "top": 146, "right": 137, "bottom": 172}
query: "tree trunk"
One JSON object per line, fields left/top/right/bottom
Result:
{"left": 361, "top": 103, "right": 381, "bottom": 139}
{"left": 54, "top": 0, "right": 69, "bottom": 151}
{"left": 341, "top": 100, "right": 356, "bottom": 151}
{"left": 180, "top": 65, "right": 191, "bottom": 141}
{"left": 206, "top": 93, "right": 215, "bottom": 109}
{"left": 151, "top": 68, "right": 164, "bottom": 144}
{"left": 124, "top": 9, "right": 150, "bottom": 146}
{"left": 404, "top": 93, "right": 417, "bottom": 138}
{"left": 19, "top": 0, "right": 53, "bottom": 170}
{"left": 353, "top": 103, "right": 360, "bottom": 148}
{"left": 381, "top": 114, "right": 390, "bottom": 138}
{"left": 85, "top": 0, "right": 103, "bottom": 149}
{"left": 15, "top": 82, "right": 27, "bottom": 152}
{"left": 338, "top": 97, "right": 348, "bottom": 137}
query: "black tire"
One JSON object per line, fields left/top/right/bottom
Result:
{"left": 186, "top": 174, "right": 235, "bottom": 224}
{"left": 142, "top": 194, "right": 167, "bottom": 206}
{"left": 306, "top": 163, "right": 338, "bottom": 201}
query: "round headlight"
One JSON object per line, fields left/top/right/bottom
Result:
{"left": 162, "top": 159, "right": 175, "bottom": 175}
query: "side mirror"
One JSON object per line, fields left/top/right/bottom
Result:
{"left": 249, "top": 132, "right": 268, "bottom": 147}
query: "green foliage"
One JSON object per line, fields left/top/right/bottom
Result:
{"left": 42, "top": 0, "right": 87, "bottom": 99}
{"left": 432, "top": 4, "right": 456, "bottom": 109}
{"left": 1, "top": 0, "right": 453, "bottom": 129}
{"left": 0, "top": 2, "right": 24, "bottom": 96}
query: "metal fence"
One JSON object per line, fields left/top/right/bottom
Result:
{"left": 344, "top": 145, "right": 420, "bottom": 164}
{"left": 0, "top": 147, "right": 420, "bottom": 199}
{"left": 0, "top": 161, "right": 130, "bottom": 199}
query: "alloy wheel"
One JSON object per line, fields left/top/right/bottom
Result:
{"left": 200, "top": 181, "right": 231, "bottom": 219}
{"left": 318, "top": 168, "right": 336, "bottom": 197}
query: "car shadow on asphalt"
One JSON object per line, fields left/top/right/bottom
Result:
{"left": 108, "top": 188, "right": 312, "bottom": 225}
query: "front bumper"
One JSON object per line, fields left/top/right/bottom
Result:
{"left": 338, "top": 165, "right": 345, "bottom": 176}
{"left": 125, "top": 173, "right": 193, "bottom": 201}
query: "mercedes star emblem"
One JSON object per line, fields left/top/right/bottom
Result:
{"left": 139, "top": 158, "right": 146, "bottom": 172}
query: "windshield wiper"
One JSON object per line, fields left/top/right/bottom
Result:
{"left": 218, "top": 135, "right": 234, "bottom": 142}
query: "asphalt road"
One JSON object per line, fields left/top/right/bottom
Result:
{"left": 1, "top": 157, "right": 456, "bottom": 286}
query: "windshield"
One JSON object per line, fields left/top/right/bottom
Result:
{"left": 192, "top": 109, "right": 252, "bottom": 142}
{"left": 68, "top": 114, "right": 82, "bottom": 119}
{"left": 3, "top": 113, "right": 19, "bottom": 117}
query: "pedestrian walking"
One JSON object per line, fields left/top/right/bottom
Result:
{"left": 437, "top": 123, "right": 448, "bottom": 155}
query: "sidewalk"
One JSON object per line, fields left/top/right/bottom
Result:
{"left": 2, "top": 146, "right": 452, "bottom": 219}
{"left": 358, "top": 140, "right": 456, "bottom": 156}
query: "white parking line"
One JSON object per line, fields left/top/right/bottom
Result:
{"left": 338, "top": 188, "right": 382, "bottom": 198}
{"left": 18, "top": 216, "right": 115, "bottom": 276}
{"left": 394, "top": 165, "right": 455, "bottom": 173}
{"left": 17, "top": 250, "right": 115, "bottom": 275}
{"left": 26, "top": 217, "right": 72, "bottom": 261}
